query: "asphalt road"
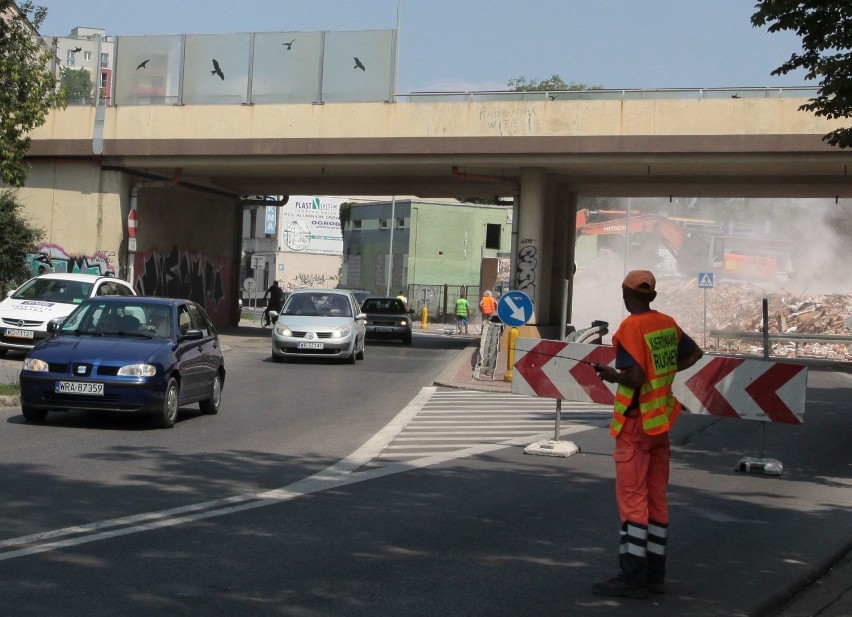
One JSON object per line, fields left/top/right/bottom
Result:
{"left": 0, "top": 328, "right": 849, "bottom": 616}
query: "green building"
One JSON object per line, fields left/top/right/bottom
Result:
{"left": 341, "top": 199, "right": 513, "bottom": 315}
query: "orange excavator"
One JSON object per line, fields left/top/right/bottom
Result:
{"left": 575, "top": 209, "right": 792, "bottom": 281}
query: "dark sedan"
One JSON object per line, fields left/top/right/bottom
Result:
{"left": 361, "top": 297, "right": 412, "bottom": 345}
{"left": 19, "top": 297, "right": 225, "bottom": 428}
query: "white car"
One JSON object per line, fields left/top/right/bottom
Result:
{"left": 0, "top": 273, "right": 136, "bottom": 355}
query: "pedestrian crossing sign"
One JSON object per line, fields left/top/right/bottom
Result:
{"left": 698, "top": 272, "right": 715, "bottom": 288}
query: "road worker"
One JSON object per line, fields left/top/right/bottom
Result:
{"left": 592, "top": 270, "right": 703, "bottom": 599}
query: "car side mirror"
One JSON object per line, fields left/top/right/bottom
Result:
{"left": 46, "top": 318, "right": 64, "bottom": 333}
{"left": 356, "top": 313, "right": 366, "bottom": 321}
{"left": 180, "top": 329, "right": 204, "bottom": 341}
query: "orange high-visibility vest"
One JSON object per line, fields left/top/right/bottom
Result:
{"left": 480, "top": 295, "right": 497, "bottom": 315}
{"left": 610, "top": 310, "right": 683, "bottom": 437}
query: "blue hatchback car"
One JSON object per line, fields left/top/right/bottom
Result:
{"left": 19, "top": 296, "right": 225, "bottom": 428}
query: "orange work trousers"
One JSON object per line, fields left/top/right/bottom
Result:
{"left": 613, "top": 414, "right": 671, "bottom": 526}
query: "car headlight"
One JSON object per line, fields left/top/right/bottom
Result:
{"left": 332, "top": 325, "right": 352, "bottom": 339}
{"left": 23, "top": 358, "right": 49, "bottom": 372}
{"left": 117, "top": 363, "right": 157, "bottom": 377}
{"left": 400, "top": 319, "right": 409, "bottom": 326}
{"left": 274, "top": 323, "right": 292, "bottom": 337}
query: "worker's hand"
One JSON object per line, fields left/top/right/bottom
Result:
{"left": 594, "top": 364, "right": 618, "bottom": 383}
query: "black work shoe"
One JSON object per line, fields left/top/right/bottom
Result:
{"left": 593, "top": 577, "right": 649, "bottom": 599}
{"left": 648, "top": 581, "right": 666, "bottom": 594}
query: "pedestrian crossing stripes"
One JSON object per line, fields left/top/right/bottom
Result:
{"left": 372, "top": 388, "right": 611, "bottom": 463}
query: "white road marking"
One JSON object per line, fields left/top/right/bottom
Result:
{"left": 0, "top": 387, "right": 608, "bottom": 561}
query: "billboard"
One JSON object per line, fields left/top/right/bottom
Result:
{"left": 281, "top": 196, "right": 347, "bottom": 255}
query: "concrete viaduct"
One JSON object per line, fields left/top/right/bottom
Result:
{"left": 20, "top": 90, "right": 852, "bottom": 328}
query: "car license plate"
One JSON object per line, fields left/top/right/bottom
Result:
{"left": 4, "top": 328, "right": 34, "bottom": 339}
{"left": 297, "top": 341, "right": 324, "bottom": 349}
{"left": 375, "top": 327, "right": 394, "bottom": 332}
{"left": 56, "top": 381, "right": 104, "bottom": 396}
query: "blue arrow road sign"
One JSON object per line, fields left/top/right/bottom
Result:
{"left": 497, "top": 290, "right": 534, "bottom": 327}
{"left": 698, "top": 272, "right": 715, "bottom": 289}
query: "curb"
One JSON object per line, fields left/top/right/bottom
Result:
{"left": 432, "top": 340, "right": 513, "bottom": 393}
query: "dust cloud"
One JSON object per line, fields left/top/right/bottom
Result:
{"left": 567, "top": 197, "right": 852, "bottom": 348}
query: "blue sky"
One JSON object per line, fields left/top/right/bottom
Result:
{"left": 38, "top": 0, "right": 808, "bottom": 93}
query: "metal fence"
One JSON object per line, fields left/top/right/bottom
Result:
{"left": 406, "top": 283, "right": 482, "bottom": 324}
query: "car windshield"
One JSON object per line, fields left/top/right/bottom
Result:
{"left": 363, "top": 298, "right": 407, "bottom": 313}
{"left": 12, "top": 278, "right": 92, "bottom": 304}
{"left": 283, "top": 293, "right": 352, "bottom": 317}
{"left": 60, "top": 301, "right": 174, "bottom": 338}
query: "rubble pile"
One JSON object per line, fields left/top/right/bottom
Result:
{"left": 653, "top": 279, "right": 852, "bottom": 360}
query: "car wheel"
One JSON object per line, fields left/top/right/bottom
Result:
{"left": 271, "top": 352, "right": 286, "bottom": 363}
{"left": 157, "top": 378, "right": 180, "bottom": 429}
{"left": 356, "top": 342, "right": 365, "bottom": 360}
{"left": 199, "top": 372, "right": 222, "bottom": 415}
{"left": 403, "top": 333, "right": 412, "bottom": 345}
{"left": 22, "top": 405, "right": 48, "bottom": 423}
{"left": 0, "top": 349, "right": 7, "bottom": 357}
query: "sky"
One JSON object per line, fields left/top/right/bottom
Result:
{"left": 37, "top": 0, "right": 809, "bottom": 93}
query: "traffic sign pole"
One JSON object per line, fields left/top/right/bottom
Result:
{"left": 698, "top": 272, "right": 715, "bottom": 348}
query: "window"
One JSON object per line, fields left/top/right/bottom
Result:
{"left": 100, "top": 53, "right": 109, "bottom": 68}
{"left": 188, "top": 304, "right": 212, "bottom": 336}
{"left": 485, "top": 224, "right": 502, "bottom": 250}
{"left": 353, "top": 220, "right": 362, "bottom": 230}
{"left": 83, "top": 51, "right": 92, "bottom": 62}
{"left": 396, "top": 218, "right": 405, "bottom": 228}
{"left": 178, "top": 306, "right": 193, "bottom": 335}
{"left": 66, "top": 50, "right": 75, "bottom": 66}
{"left": 380, "top": 219, "right": 388, "bottom": 229}
{"left": 249, "top": 207, "right": 258, "bottom": 238}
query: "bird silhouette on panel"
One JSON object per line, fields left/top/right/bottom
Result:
{"left": 136, "top": 59, "right": 150, "bottom": 70}
{"left": 211, "top": 59, "right": 225, "bottom": 80}
{"left": 282, "top": 39, "right": 295, "bottom": 50}
{"left": 548, "top": 94, "right": 557, "bottom": 100}
{"left": 353, "top": 57, "right": 366, "bottom": 71}
{"left": 72, "top": 46, "right": 82, "bottom": 53}
{"left": 731, "top": 93, "right": 741, "bottom": 98}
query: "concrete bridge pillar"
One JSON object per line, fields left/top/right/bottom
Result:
{"left": 515, "top": 168, "right": 548, "bottom": 324}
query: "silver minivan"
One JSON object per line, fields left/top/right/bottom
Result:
{"left": 270, "top": 289, "right": 366, "bottom": 364}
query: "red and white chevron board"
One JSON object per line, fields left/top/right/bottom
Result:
{"left": 512, "top": 339, "right": 808, "bottom": 424}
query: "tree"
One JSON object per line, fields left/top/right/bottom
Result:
{"left": 752, "top": 2, "right": 852, "bottom": 148}
{"left": 0, "top": 189, "right": 43, "bottom": 294}
{"left": 0, "top": 0, "right": 66, "bottom": 187}
{"left": 60, "top": 67, "right": 93, "bottom": 102}
{"left": 508, "top": 75, "right": 602, "bottom": 92}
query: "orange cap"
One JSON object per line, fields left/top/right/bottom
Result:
{"left": 622, "top": 270, "right": 656, "bottom": 294}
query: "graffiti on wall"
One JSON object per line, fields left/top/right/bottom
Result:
{"left": 135, "top": 247, "right": 232, "bottom": 324}
{"left": 285, "top": 272, "right": 338, "bottom": 290}
{"left": 479, "top": 105, "right": 536, "bottom": 135}
{"left": 29, "top": 244, "right": 115, "bottom": 276}
{"left": 517, "top": 242, "right": 538, "bottom": 298}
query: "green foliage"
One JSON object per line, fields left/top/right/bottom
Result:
{"left": 0, "top": 383, "right": 20, "bottom": 395}
{"left": 0, "top": 0, "right": 66, "bottom": 187}
{"left": 0, "top": 188, "right": 43, "bottom": 294}
{"left": 507, "top": 75, "right": 602, "bottom": 92}
{"left": 752, "top": 1, "right": 852, "bottom": 148}
{"left": 60, "top": 67, "right": 93, "bottom": 101}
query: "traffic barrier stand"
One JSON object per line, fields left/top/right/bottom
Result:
{"left": 735, "top": 422, "right": 783, "bottom": 476}
{"left": 524, "top": 399, "right": 580, "bottom": 458}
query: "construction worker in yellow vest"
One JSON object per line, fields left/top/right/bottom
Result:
{"left": 592, "top": 270, "right": 703, "bottom": 599}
